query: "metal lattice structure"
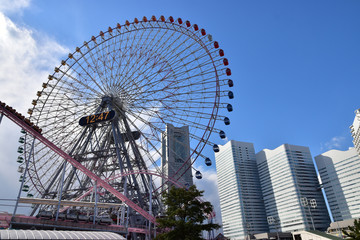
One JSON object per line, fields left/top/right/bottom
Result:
{"left": 17, "top": 15, "right": 234, "bottom": 232}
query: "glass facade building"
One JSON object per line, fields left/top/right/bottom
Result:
{"left": 161, "top": 124, "right": 193, "bottom": 190}
{"left": 215, "top": 140, "right": 269, "bottom": 240}
{"left": 350, "top": 108, "right": 360, "bottom": 157}
{"left": 256, "top": 144, "right": 330, "bottom": 233}
{"left": 315, "top": 148, "right": 360, "bottom": 221}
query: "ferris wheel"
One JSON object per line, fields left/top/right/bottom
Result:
{"left": 19, "top": 15, "right": 234, "bottom": 225}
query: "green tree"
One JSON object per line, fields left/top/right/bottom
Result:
{"left": 155, "top": 185, "right": 220, "bottom": 240}
{"left": 342, "top": 219, "right": 360, "bottom": 240}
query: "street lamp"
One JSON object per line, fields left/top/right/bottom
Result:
{"left": 332, "top": 206, "right": 343, "bottom": 239}
{"left": 246, "top": 222, "right": 252, "bottom": 240}
{"left": 267, "top": 216, "right": 280, "bottom": 240}
{"left": 300, "top": 197, "right": 316, "bottom": 230}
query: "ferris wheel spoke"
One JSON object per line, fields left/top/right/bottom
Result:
{"left": 130, "top": 79, "right": 218, "bottom": 100}
{"left": 75, "top": 47, "right": 111, "bottom": 94}
{"left": 27, "top": 151, "right": 61, "bottom": 192}
{"left": 152, "top": 111, "right": 217, "bottom": 134}
{"left": 126, "top": 134, "right": 162, "bottom": 173}
{"left": 154, "top": 40, "right": 211, "bottom": 74}
{"left": 124, "top": 110, "right": 163, "bottom": 143}
{"left": 31, "top": 159, "right": 61, "bottom": 190}
{"left": 50, "top": 81, "right": 89, "bottom": 97}
{"left": 151, "top": 32, "right": 213, "bottom": 75}
{"left": 128, "top": 67, "right": 224, "bottom": 101}
{"left": 189, "top": 132, "right": 217, "bottom": 148}
{"left": 53, "top": 68, "right": 103, "bottom": 96}
{"left": 97, "top": 42, "right": 120, "bottom": 89}
{"left": 129, "top": 102, "right": 216, "bottom": 134}
{"left": 160, "top": 106, "right": 228, "bottom": 123}
{"left": 115, "top": 32, "right": 144, "bottom": 88}
{"left": 131, "top": 92, "right": 219, "bottom": 107}
{"left": 117, "top": 31, "right": 180, "bottom": 94}
{"left": 118, "top": 27, "right": 192, "bottom": 94}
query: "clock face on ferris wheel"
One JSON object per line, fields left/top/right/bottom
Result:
{"left": 78, "top": 110, "right": 116, "bottom": 126}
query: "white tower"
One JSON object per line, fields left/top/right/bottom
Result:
{"left": 256, "top": 144, "right": 330, "bottom": 232}
{"left": 315, "top": 148, "right": 360, "bottom": 221}
{"left": 350, "top": 108, "right": 360, "bottom": 157}
{"left": 215, "top": 140, "right": 268, "bottom": 240}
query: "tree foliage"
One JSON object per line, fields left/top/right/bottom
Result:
{"left": 342, "top": 219, "right": 360, "bottom": 240}
{"left": 155, "top": 185, "right": 220, "bottom": 240}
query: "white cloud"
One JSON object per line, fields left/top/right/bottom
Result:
{"left": 0, "top": 0, "right": 30, "bottom": 14}
{"left": 0, "top": 9, "right": 68, "bottom": 214}
{"left": 320, "top": 136, "right": 346, "bottom": 151}
{"left": 193, "top": 165, "right": 223, "bottom": 235}
{"left": 0, "top": 12, "right": 69, "bottom": 112}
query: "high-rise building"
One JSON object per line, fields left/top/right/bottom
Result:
{"left": 215, "top": 140, "right": 269, "bottom": 240}
{"left": 256, "top": 144, "right": 330, "bottom": 233}
{"left": 161, "top": 124, "right": 193, "bottom": 189}
{"left": 350, "top": 108, "right": 360, "bottom": 157}
{"left": 315, "top": 148, "right": 360, "bottom": 221}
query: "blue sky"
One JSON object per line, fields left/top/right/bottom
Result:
{"left": 9, "top": 0, "right": 359, "bottom": 155}
{"left": 0, "top": 0, "right": 359, "bottom": 228}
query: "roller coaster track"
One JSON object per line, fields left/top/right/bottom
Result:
{"left": 0, "top": 102, "right": 156, "bottom": 224}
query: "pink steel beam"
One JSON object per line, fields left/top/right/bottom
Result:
{"left": 106, "top": 170, "right": 183, "bottom": 188}
{"left": 106, "top": 170, "right": 216, "bottom": 219}
{"left": 61, "top": 169, "right": 182, "bottom": 213}
{"left": 0, "top": 104, "right": 156, "bottom": 224}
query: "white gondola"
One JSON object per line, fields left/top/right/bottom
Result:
{"left": 22, "top": 185, "right": 29, "bottom": 192}
{"left": 17, "top": 146, "right": 24, "bottom": 153}
{"left": 17, "top": 156, "right": 24, "bottom": 163}
{"left": 19, "top": 175, "right": 25, "bottom": 182}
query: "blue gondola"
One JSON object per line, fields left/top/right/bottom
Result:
{"left": 205, "top": 158, "right": 212, "bottom": 166}
{"left": 195, "top": 171, "right": 202, "bottom": 179}
{"left": 228, "top": 79, "right": 234, "bottom": 87}
{"left": 213, "top": 144, "right": 220, "bottom": 152}
{"left": 228, "top": 91, "right": 234, "bottom": 99}
{"left": 227, "top": 104, "right": 233, "bottom": 112}
{"left": 219, "top": 130, "right": 226, "bottom": 139}
{"left": 224, "top": 117, "right": 230, "bottom": 125}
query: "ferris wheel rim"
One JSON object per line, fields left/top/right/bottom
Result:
{"left": 21, "top": 15, "right": 233, "bottom": 200}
